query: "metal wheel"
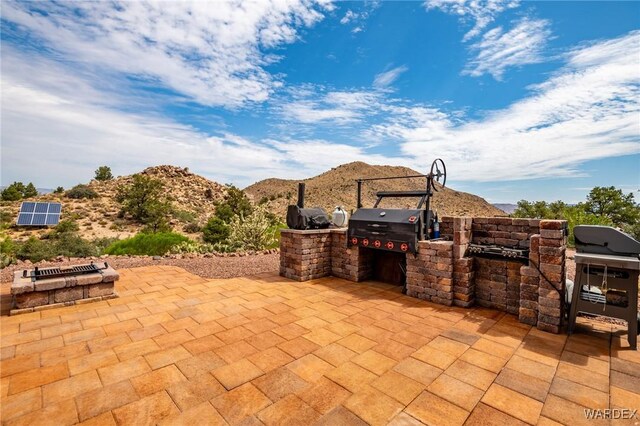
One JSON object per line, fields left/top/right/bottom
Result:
{"left": 429, "top": 158, "right": 447, "bottom": 191}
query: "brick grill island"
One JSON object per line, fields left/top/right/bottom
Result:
{"left": 280, "top": 217, "right": 568, "bottom": 333}
{"left": 10, "top": 262, "right": 119, "bottom": 315}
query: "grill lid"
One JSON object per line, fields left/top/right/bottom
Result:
{"left": 574, "top": 225, "right": 640, "bottom": 257}
{"left": 350, "top": 208, "right": 423, "bottom": 224}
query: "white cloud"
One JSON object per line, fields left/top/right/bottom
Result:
{"left": 340, "top": 10, "right": 358, "bottom": 25}
{"left": 373, "top": 65, "right": 409, "bottom": 88}
{"left": 370, "top": 30, "right": 640, "bottom": 181}
{"left": 280, "top": 89, "right": 381, "bottom": 124}
{"left": 464, "top": 18, "right": 552, "bottom": 79}
{"left": 424, "top": 0, "right": 519, "bottom": 41}
{"left": 0, "top": 0, "right": 331, "bottom": 108}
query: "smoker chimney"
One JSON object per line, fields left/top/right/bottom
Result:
{"left": 297, "top": 183, "right": 305, "bottom": 208}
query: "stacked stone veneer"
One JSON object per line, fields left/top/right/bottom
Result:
{"left": 11, "top": 262, "right": 119, "bottom": 315}
{"left": 280, "top": 217, "right": 567, "bottom": 333}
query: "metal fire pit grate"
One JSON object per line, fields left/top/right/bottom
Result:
{"left": 23, "top": 263, "right": 107, "bottom": 281}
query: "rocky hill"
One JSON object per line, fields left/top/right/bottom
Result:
{"left": 245, "top": 162, "right": 505, "bottom": 219}
{"left": 1, "top": 166, "right": 227, "bottom": 241}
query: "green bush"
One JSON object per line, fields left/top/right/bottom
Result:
{"left": 0, "top": 234, "right": 16, "bottom": 267}
{"left": 53, "top": 186, "right": 65, "bottom": 194}
{"left": 94, "top": 166, "right": 114, "bottom": 181}
{"left": 183, "top": 223, "right": 202, "bottom": 233}
{"left": 23, "top": 183, "right": 38, "bottom": 198}
{"left": 116, "top": 174, "right": 172, "bottom": 232}
{"left": 1, "top": 182, "right": 25, "bottom": 201}
{"left": 227, "top": 205, "right": 277, "bottom": 251}
{"left": 16, "top": 237, "right": 56, "bottom": 262}
{"left": 202, "top": 216, "right": 230, "bottom": 244}
{"left": 105, "top": 232, "right": 190, "bottom": 256}
{"left": 66, "top": 184, "right": 98, "bottom": 199}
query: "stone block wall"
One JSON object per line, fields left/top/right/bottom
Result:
{"left": 11, "top": 263, "right": 119, "bottom": 315}
{"left": 406, "top": 241, "right": 453, "bottom": 305}
{"left": 279, "top": 216, "right": 567, "bottom": 334}
{"left": 279, "top": 229, "right": 332, "bottom": 281}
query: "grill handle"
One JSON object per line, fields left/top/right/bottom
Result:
{"left": 367, "top": 223, "right": 388, "bottom": 229}
{"left": 369, "top": 231, "right": 386, "bottom": 236}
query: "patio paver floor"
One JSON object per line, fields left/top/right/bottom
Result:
{"left": 1, "top": 265, "right": 639, "bottom": 425}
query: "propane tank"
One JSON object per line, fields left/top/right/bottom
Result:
{"left": 433, "top": 210, "right": 440, "bottom": 238}
{"left": 332, "top": 206, "right": 348, "bottom": 227}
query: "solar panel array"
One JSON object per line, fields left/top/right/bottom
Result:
{"left": 16, "top": 202, "right": 62, "bottom": 226}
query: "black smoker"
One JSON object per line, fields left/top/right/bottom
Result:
{"left": 286, "top": 183, "right": 331, "bottom": 230}
{"left": 348, "top": 159, "right": 446, "bottom": 255}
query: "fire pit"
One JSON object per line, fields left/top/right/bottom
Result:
{"left": 11, "top": 262, "right": 119, "bottom": 315}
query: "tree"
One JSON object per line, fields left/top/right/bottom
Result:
{"left": 23, "top": 183, "right": 38, "bottom": 198}
{"left": 94, "top": 166, "right": 114, "bottom": 181}
{"left": 512, "top": 200, "right": 551, "bottom": 219}
{"left": 66, "top": 184, "right": 98, "bottom": 199}
{"left": 202, "top": 216, "right": 231, "bottom": 244}
{"left": 584, "top": 186, "right": 639, "bottom": 226}
{"left": 53, "top": 186, "right": 64, "bottom": 194}
{"left": 1, "top": 183, "right": 23, "bottom": 201}
{"left": 214, "top": 185, "right": 253, "bottom": 223}
{"left": 116, "top": 174, "right": 172, "bottom": 232}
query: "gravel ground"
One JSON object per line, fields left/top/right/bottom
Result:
{"left": 1, "top": 253, "right": 280, "bottom": 284}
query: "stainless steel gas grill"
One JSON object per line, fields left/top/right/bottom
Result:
{"left": 569, "top": 225, "right": 640, "bottom": 349}
{"left": 347, "top": 159, "right": 446, "bottom": 254}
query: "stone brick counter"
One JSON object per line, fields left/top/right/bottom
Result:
{"left": 280, "top": 217, "right": 567, "bottom": 333}
{"left": 11, "top": 262, "right": 119, "bottom": 315}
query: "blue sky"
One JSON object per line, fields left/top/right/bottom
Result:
{"left": 1, "top": 0, "right": 639, "bottom": 203}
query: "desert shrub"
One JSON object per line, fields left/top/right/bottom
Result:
{"left": 66, "top": 184, "right": 98, "bottom": 199}
{"left": 183, "top": 222, "right": 202, "bottom": 233}
{"left": 53, "top": 186, "right": 65, "bottom": 194}
{"left": 173, "top": 209, "right": 197, "bottom": 223}
{"left": 202, "top": 216, "right": 230, "bottom": 244}
{"left": 92, "top": 237, "right": 119, "bottom": 254}
{"left": 94, "top": 166, "right": 114, "bottom": 181}
{"left": 227, "top": 205, "right": 277, "bottom": 251}
{"left": 0, "top": 234, "right": 16, "bottom": 267}
{"left": 116, "top": 174, "right": 172, "bottom": 232}
{"left": 105, "top": 232, "right": 190, "bottom": 256}
{"left": 204, "top": 188, "right": 214, "bottom": 199}
{"left": 169, "top": 241, "right": 215, "bottom": 254}
{"left": 1, "top": 181, "right": 38, "bottom": 200}
{"left": 16, "top": 237, "right": 56, "bottom": 262}
{"left": 0, "top": 210, "right": 13, "bottom": 228}
{"left": 214, "top": 185, "right": 252, "bottom": 223}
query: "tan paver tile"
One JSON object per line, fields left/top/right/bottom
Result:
{"left": 138, "top": 312, "right": 175, "bottom": 327}
{"left": 166, "top": 373, "right": 225, "bottom": 411}
{"left": 296, "top": 316, "right": 330, "bottom": 331}
{"left": 441, "top": 328, "right": 481, "bottom": 346}
{"left": 611, "top": 370, "right": 640, "bottom": 394}
{"left": 182, "top": 334, "right": 225, "bottom": 354}
{"left": 112, "top": 390, "right": 179, "bottom": 425}
{"left": 278, "top": 335, "right": 320, "bottom": 359}
{"left": 42, "top": 370, "right": 102, "bottom": 405}
{"left": 8, "top": 362, "right": 69, "bottom": 395}
{"left": 257, "top": 394, "right": 320, "bottom": 425}
{"left": 610, "top": 385, "right": 640, "bottom": 411}
{"left": 1, "top": 388, "right": 42, "bottom": 422}
{"left": 127, "top": 323, "right": 167, "bottom": 342}
{"left": 374, "top": 339, "right": 416, "bottom": 361}
{"left": 98, "top": 356, "right": 151, "bottom": 385}
{"left": 394, "top": 357, "right": 442, "bottom": 386}
{"left": 248, "top": 347, "right": 295, "bottom": 373}
{"left": 145, "top": 345, "right": 192, "bottom": 369}
{"left": 68, "top": 350, "right": 119, "bottom": 376}
{"left": 0, "top": 353, "right": 40, "bottom": 378}
{"left": 314, "top": 405, "right": 368, "bottom": 426}
{"left": 162, "top": 316, "right": 199, "bottom": 332}
{"left": 406, "top": 391, "right": 470, "bottom": 426}
{"left": 352, "top": 349, "right": 396, "bottom": 376}
{"left": 610, "top": 357, "right": 640, "bottom": 378}
{"left": 465, "top": 402, "right": 528, "bottom": 426}
{"left": 337, "top": 333, "right": 377, "bottom": 353}
{"left": 62, "top": 327, "right": 106, "bottom": 345}
{"left": 482, "top": 383, "right": 543, "bottom": 424}
{"left": 253, "top": 366, "right": 309, "bottom": 401}
{"left": 359, "top": 325, "right": 394, "bottom": 343}
{"left": 76, "top": 411, "right": 116, "bottom": 426}
{"left": 504, "top": 354, "right": 557, "bottom": 383}
{"left": 272, "top": 322, "right": 308, "bottom": 340}
{"left": 114, "top": 338, "right": 161, "bottom": 361}
{"left": 326, "top": 321, "right": 361, "bottom": 337}
{"left": 212, "top": 383, "right": 272, "bottom": 424}
{"left": 215, "top": 340, "right": 259, "bottom": 363}
{"left": 130, "top": 364, "right": 187, "bottom": 396}
{"left": 555, "top": 362, "right": 609, "bottom": 392}
{"left": 1, "top": 330, "right": 41, "bottom": 348}
{"left": 186, "top": 320, "right": 224, "bottom": 338}
{"left": 15, "top": 336, "right": 64, "bottom": 356}
{"left": 103, "top": 318, "right": 142, "bottom": 336}
{"left": 387, "top": 412, "right": 426, "bottom": 426}
{"left": 344, "top": 385, "right": 404, "bottom": 426}
{"left": 216, "top": 326, "right": 254, "bottom": 344}
{"left": 75, "top": 380, "right": 139, "bottom": 422}
{"left": 213, "top": 358, "right": 264, "bottom": 390}
{"left": 87, "top": 333, "right": 131, "bottom": 353}
{"left": 541, "top": 394, "right": 608, "bottom": 426}
{"left": 325, "top": 362, "right": 378, "bottom": 393}
{"left": 286, "top": 353, "right": 333, "bottom": 383}
{"left": 460, "top": 348, "right": 507, "bottom": 373}
{"left": 427, "top": 336, "right": 469, "bottom": 357}
{"left": 158, "top": 401, "right": 227, "bottom": 426}
{"left": 428, "top": 373, "right": 484, "bottom": 411}
{"left": 6, "top": 397, "right": 78, "bottom": 426}
{"left": 391, "top": 330, "right": 433, "bottom": 349}
{"left": 245, "top": 330, "right": 285, "bottom": 351}
{"left": 495, "top": 367, "right": 551, "bottom": 402}
{"left": 270, "top": 312, "right": 301, "bottom": 326}
{"left": 472, "top": 337, "right": 515, "bottom": 359}
{"left": 303, "top": 328, "right": 342, "bottom": 347}
{"left": 314, "top": 342, "right": 357, "bottom": 366}
{"left": 549, "top": 377, "right": 609, "bottom": 409}
{"left": 40, "top": 341, "right": 91, "bottom": 367}
{"left": 297, "top": 377, "right": 352, "bottom": 414}
{"left": 372, "top": 370, "right": 424, "bottom": 405}
{"left": 411, "top": 345, "right": 457, "bottom": 370}
{"left": 153, "top": 329, "right": 195, "bottom": 348}
{"left": 175, "top": 351, "right": 225, "bottom": 379}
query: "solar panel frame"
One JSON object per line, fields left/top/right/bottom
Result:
{"left": 16, "top": 202, "right": 63, "bottom": 226}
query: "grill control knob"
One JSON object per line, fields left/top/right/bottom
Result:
{"left": 380, "top": 212, "right": 386, "bottom": 217}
